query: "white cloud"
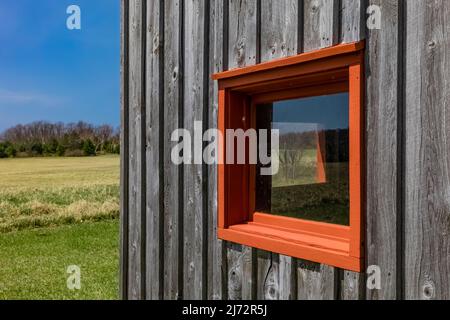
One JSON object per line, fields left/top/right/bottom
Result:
{"left": 0, "top": 89, "right": 63, "bottom": 107}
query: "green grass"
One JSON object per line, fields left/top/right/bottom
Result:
{"left": 270, "top": 181, "right": 349, "bottom": 225}
{"left": 0, "top": 220, "right": 119, "bottom": 300}
{"left": 0, "top": 156, "right": 120, "bottom": 299}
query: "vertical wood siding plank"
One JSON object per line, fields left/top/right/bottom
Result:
{"left": 297, "top": 0, "right": 340, "bottom": 300}
{"left": 120, "top": 0, "right": 130, "bottom": 300}
{"left": 226, "top": 0, "right": 258, "bottom": 300}
{"left": 297, "top": 261, "right": 337, "bottom": 300}
{"left": 365, "top": 0, "right": 402, "bottom": 300}
{"left": 229, "top": 0, "right": 258, "bottom": 69}
{"left": 278, "top": 255, "right": 297, "bottom": 300}
{"left": 261, "top": 0, "right": 299, "bottom": 61}
{"left": 227, "top": 243, "right": 243, "bottom": 300}
{"left": 340, "top": 0, "right": 365, "bottom": 300}
{"left": 256, "top": 251, "right": 296, "bottom": 300}
{"left": 146, "top": 0, "right": 162, "bottom": 300}
{"left": 257, "top": 251, "right": 279, "bottom": 300}
{"left": 163, "top": 0, "right": 182, "bottom": 300}
{"left": 341, "top": 270, "right": 365, "bottom": 300}
{"left": 208, "top": 0, "right": 227, "bottom": 300}
{"left": 128, "top": 0, "right": 145, "bottom": 300}
{"left": 340, "top": 0, "right": 365, "bottom": 44}
{"left": 184, "top": 0, "right": 206, "bottom": 300}
{"left": 227, "top": 243, "right": 256, "bottom": 299}
{"left": 258, "top": 0, "right": 299, "bottom": 300}
{"left": 303, "top": 0, "right": 339, "bottom": 52}
{"left": 405, "top": 0, "right": 450, "bottom": 300}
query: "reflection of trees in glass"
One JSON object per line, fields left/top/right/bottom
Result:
{"left": 269, "top": 128, "right": 350, "bottom": 224}
{"left": 277, "top": 131, "right": 316, "bottom": 185}
{"left": 278, "top": 149, "right": 304, "bottom": 181}
{"left": 273, "top": 128, "right": 349, "bottom": 187}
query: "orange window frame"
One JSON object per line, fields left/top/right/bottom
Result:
{"left": 213, "top": 41, "right": 365, "bottom": 272}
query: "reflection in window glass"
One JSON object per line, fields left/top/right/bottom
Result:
{"left": 255, "top": 92, "right": 349, "bottom": 225}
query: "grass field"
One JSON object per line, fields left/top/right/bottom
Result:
{"left": 0, "top": 156, "right": 120, "bottom": 299}
{"left": 0, "top": 156, "right": 119, "bottom": 233}
{"left": 0, "top": 221, "right": 119, "bottom": 300}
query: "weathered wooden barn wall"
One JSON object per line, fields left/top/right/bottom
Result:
{"left": 120, "top": 0, "right": 450, "bottom": 300}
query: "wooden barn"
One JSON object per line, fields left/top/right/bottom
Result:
{"left": 119, "top": 0, "right": 450, "bottom": 300}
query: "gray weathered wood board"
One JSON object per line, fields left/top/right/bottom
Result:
{"left": 145, "top": 0, "right": 163, "bottom": 300}
{"left": 208, "top": 0, "right": 226, "bottom": 300}
{"left": 128, "top": 0, "right": 146, "bottom": 300}
{"left": 365, "top": 0, "right": 403, "bottom": 300}
{"left": 303, "top": 0, "right": 339, "bottom": 52}
{"left": 405, "top": 0, "right": 450, "bottom": 300}
{"left": 163, "top": 0, "right": 182, "bottom": 300}
{"left": 119, "top": 0, "right": 129, "bottom": 300}
{"left": 183, "top": 0, "right": 207, "bottom": 300}
{"left": 340, "top": 0, "right": 364, "bottom": 43}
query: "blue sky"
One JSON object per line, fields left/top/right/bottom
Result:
{"left": 0, "top": 0, "right": 120, "bottom": 132}
{"left": 273, "top": 93, "right": 349, "bottom": 132}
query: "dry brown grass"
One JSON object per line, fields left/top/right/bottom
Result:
{"left": 0, "top": 155, "right": 119, "bottom": 233}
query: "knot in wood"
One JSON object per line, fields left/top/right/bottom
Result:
{"left": 422, "top": 280, "right": 436, "bottom": 300}
{"left": 311, "top": 0, "right": 320, "bottom": 12}
{"left": 427, "top": 40, "right": 436, "bottom": 50}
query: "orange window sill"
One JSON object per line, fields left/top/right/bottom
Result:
{"left": 219, "top": 214, "right": 361, "bottom": 272}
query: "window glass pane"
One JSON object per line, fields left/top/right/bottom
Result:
{"left": 255, "top": 92, "right": 349, "bottom": 226}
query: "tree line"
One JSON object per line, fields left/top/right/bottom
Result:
{"left": 278, "top": 128, "right": 349, "bottom": 162}
{"left": 0, "top": 121, "right": 120, "bottom": 158}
